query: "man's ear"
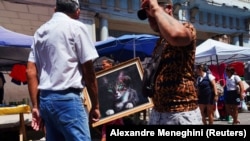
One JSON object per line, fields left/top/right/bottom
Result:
{"left": 73, "top": 8, "right": 80, "bottom": 19}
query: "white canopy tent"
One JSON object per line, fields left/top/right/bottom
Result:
{"left": 195, "top": 39, "right": 250, "bottom": 65}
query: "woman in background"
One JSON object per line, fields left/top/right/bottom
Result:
{"left": 196, "top": 64, "right": 218, "bottom": 125}
{"left": 224, "top": 66, "right": 244, "bottom": 125}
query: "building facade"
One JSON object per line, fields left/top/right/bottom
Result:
{"left": 0, "top": 0, "right": 250, "bottom": 46}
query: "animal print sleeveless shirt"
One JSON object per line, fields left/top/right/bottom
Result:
{"left": 152, "top": 22, "right": 198, "bottom": 112}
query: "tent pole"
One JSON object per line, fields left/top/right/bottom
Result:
{"left": 133, "top": 35, "right": 135, "bottom": 58}
{"left": 216, "top": 55, "right": 221, "bottom": 80}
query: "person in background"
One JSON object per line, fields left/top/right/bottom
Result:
{"left": 26, "top": 0, "right": 100, "bottom": 141}
{"left": 101, "top": 58, "right": 114, "bottom": 70}
{"left": 100, "top": 58, "right": 124, "bottom": 141}
{"left": 138, "top": 0, "right": 202, "bottom": 125}
{"left": 195, "top": 64, "right": 218, "bottom": 125}
{"left": 224, "top": 66, "right": 244, "bottom": 125}
{"left": 0, "top": 72, "right": 6, "bottom": 104}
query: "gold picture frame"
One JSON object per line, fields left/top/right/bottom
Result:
{"left": 84, "top": 57, "right": 153, "bottom": 127}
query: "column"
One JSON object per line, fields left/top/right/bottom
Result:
{"left": 99, "top": 17, "right": 109, "bottom": 41}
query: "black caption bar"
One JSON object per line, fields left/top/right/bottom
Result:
{"left": 106, "top": 125, "right": 250, "bottom": 141}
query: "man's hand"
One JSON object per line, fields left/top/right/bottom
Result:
{"left": 89, "top": 107, "right": 101, "bottom": 124}
{"left": 31, "top": 108, "right": 42, "bottom": 131}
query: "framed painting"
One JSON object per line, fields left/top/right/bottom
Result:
{"left": 84, "top": 57, "right": 153, "bottom": 127}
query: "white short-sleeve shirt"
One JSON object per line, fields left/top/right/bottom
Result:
{"left": 28, "top": 12, "right": 99, "bottom": 90}
{"left": 197, "top": 72, "right": 215, "bottom": 84}
{"left": 226, "top": 75, "right": 241, "bottom": 91}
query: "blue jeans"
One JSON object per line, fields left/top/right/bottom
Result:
{"left": 40, "top": 90, "right": 91, "bottom": 141}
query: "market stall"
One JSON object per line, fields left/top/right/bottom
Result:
{"left": 0, "top": 104, "right": 31, "bottom": 141}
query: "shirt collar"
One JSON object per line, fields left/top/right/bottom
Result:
{"left": 52, "top": 12, "right": 71, "bottom": 20}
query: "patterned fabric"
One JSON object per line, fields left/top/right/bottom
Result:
{"left": 152, "top": 22, "right": 198, "bottom": 112}
{"left": 148, "top": 107, "right": 202, "bottom": 125}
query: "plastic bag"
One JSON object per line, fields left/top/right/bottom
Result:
{"left": 216, "top": 79, "right": 225, "bottom": 96}
{"left": 241, "top": 100, "right": 248, "bottom": 112}
{"left": 214, "top": 102, "right": 220, "bottom": 120}
{"left": 216, "top": 83, "right": 224, "bottom": 96}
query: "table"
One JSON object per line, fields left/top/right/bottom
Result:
{"left": 0, "top": 105, "right": 31, "bottom": 141}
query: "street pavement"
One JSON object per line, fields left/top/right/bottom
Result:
{"left": 1, "top": 110, "right": 247, "bottom": 141}
{"left": 31, "top": 111, "right": 250, "bottom": 141}
{"left": 214, "top": 111, "right": 250, "bottom": 125}
{"left": 90, "top": 111, "right": 250, "bottom": 141}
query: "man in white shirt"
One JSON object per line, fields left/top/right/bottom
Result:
{"left": 26, "top": 0, "right": 100, "bottom": 140}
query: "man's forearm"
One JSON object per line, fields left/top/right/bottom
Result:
{"left": 26, "top": 62, "right": 39, "bottom": 108}
{"left": 81, "top": 61, "right": 99, "bottom": 109}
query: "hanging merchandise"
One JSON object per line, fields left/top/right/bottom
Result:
{"left": 228, "top": 61, "right": 244, "bottom": 77}
{"left": 208, "top": 63, "right": 226, "bottom": 83}
{"left": 9, "top": 64, "right": 27, "bottom": 85}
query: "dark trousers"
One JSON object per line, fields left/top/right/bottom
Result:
{"left": 0, "top": 88, "right": 4, "bottom": 104}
